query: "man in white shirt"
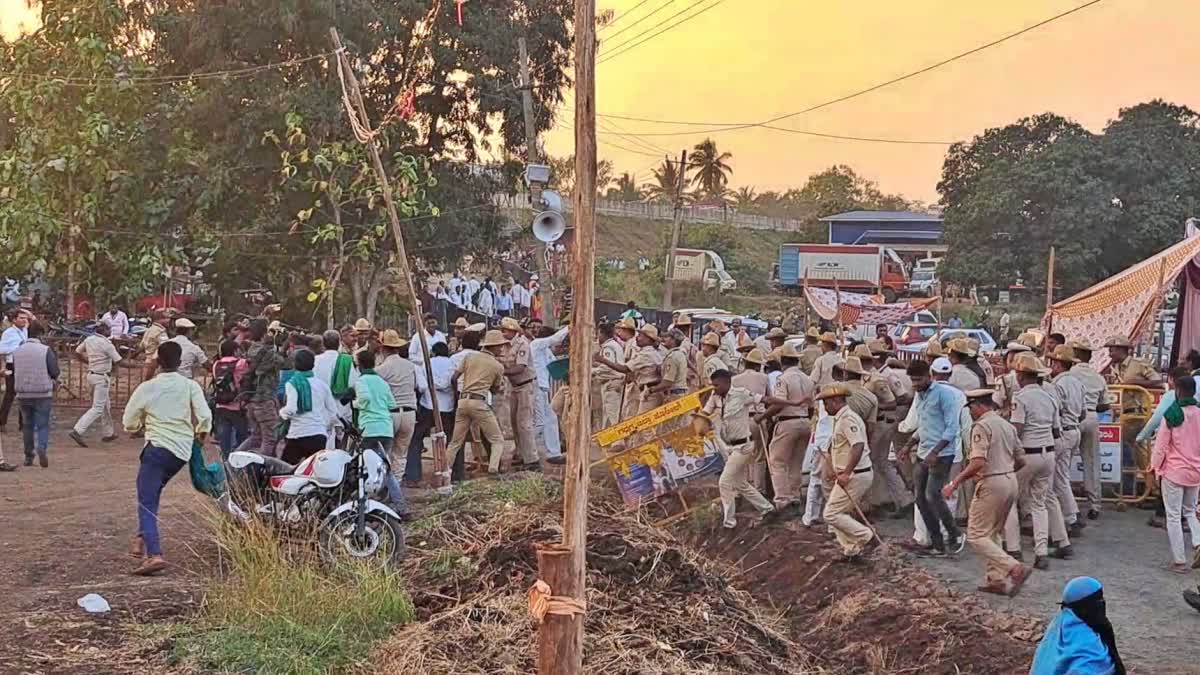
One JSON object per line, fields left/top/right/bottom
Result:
{"left": 408, "top": 314, "right": 447, "bottom": 363}
{"left": 465, "top": 276, "right": 481, "bottom": 306}
{"left": 477, "top": 284, "right": 494, "bottom": 317}
{"left": 531, "top": 325, "right": 570, "bottom": 464}
{"left": 0, "top": 309, "right": 30, "bottom": 432}
{"left": 278, "top": 349, "right": 341, "bottom": 463}
{"left": 313, "top": 330, "right": 358, "bottom": 447}
{"left": 169, "top": 318, "right": 208, "bottom": 379}
{"left": 101, "top": 303, "right": 130, "bottom": 339}
{"left": 70, "top": 322, "right": 123, "bottom": 447}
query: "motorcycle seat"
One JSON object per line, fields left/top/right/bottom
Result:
{"left": 261, "top": 456, "right": 296, "bottom": 477}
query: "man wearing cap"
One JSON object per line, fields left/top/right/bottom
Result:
{"left": 70, "top": 321, "right": 123, "bottom": 447}
{"left": 703, "top": 369, "right": 776, "bottom": 528}
{"left": 375, "top": 330, "right": 419, "bottom": 503}
{"left": 613, "top": 318, "right": 640, "bottom": 422}
{"left": 1048, "top": 345, "right": 1086, "bottom": 539}
{"left": 1004, "top": 353, "right": 1067, "bottom": 569}
{"left": 139, "top": 309, "right": 172, "bottom": 379}
{"left": 700, "top": 331, "right": 728, "bottom": 382}
{"left": 903, "top": 359, "right": 964, "bottom": 556}
{"left": 810, "top": 332, "right": 842, "bottom": 387}
{"left": 706, "top": 320, "right": 736, "bottom": 370}
{"left": 816, "top": 384, "right": 876, "bottom": 561}
{"left": 352, "top": 318, "right": 376, "bottom": 354}
{"left": 1105, "top": 334, "right": 1159, "bottom": 461}
{"left": 723, "top": 319, "right": 744, "bottom": 368}
{"left": 856, "top": 345, "right": 911, "bottom": 513}
{"left": 836, "top": 356, "right": 879, "bottom": 438}
{"left": 530, "top": 324, "right": 571, "bottom": 464}
{"left": 598, "top": 322, "right": 661, "bottom": 437}
{"left": 236, "top": 319, "right": 290, "bottom": 458}
{"left": 941, "top": 389, "right": 1031, "bottom": 596}
{"left": 500, "top": 317, "right": 539, "bottom": 470}
{"left": 168, "top": 317, "right": 208, "bottom": 380}
{"left": 448, "top": 330, "right": 509, "bottom": 473}
{"left": 924, "top": 335, "right": 944, "bottom": 365}
{"left": 996, "top": 340, "right": 1033, "bottom": 417}
{"left": 593, "top": 322, "right": 626, "bottom": 429}
{"left": 791, "top": 327, "right": 817, "bottom": 373}
{"left": 948, "top": 339, "right": 985, "bottom": 391}
{"left": 647, "top": 330, "right": 690, "bottom": 433}
{"left": 673, "top": 314, "right": 701, "bottom": 390}
{"left": 408, "top": 314, "right": 446, "bottom": 363}
{"left": 757, "top": 343, "right": 815, "bottom": 510}
{"left": 753, "top": 323, "right": 777, "bottom": 355}
{"left": 733, "top": 348, "right": 771, "bottom": 489}
{"left": 448, "top": 316, "right": 469, "bottom": 354}
{"left": 1070, "top": 340, "right": 1109, "bottom": 520}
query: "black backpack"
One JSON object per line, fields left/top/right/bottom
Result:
{"left": 212, "top": 359, "right": 240, "bottom": 405}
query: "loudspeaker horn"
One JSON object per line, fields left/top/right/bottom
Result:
{"left": 532, "top": 210, "right": 566, "bottom": 242}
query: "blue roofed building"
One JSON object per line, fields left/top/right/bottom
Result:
{"left": 820, "top": 210, "right": 945, "bottom": 262}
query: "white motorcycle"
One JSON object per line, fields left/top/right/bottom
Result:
{"left": 223, "top": 421, "right": 406, "bottom": 565}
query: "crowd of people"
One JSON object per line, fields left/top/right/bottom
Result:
{"left": 428, "top": 270, "right": 542, "bottom": 322}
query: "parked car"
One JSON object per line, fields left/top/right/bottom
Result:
{"left": 896, "top": 327, "right": 998, "bottom": 355}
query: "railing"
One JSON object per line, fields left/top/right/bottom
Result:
{"left": 492, "top": 193, "right": 807, "bottom": 232}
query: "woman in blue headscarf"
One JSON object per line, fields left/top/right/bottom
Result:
{"left": 1031, "top": 576, "right": 1125, "bottom": 675}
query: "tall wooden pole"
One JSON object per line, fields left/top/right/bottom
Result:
{"left": 537, "top": 0, "right": 595, "bottom": 671}
{"left": 519, "top": 37, "right": 556, "bottom": 329}
{"left": 329, "top": 29, "right": 448, "bottom": 488}
{"left": 1044, "top": 246, "right": 1056, "bottom": 337}
{"left": 661, "top": 150, "right": 688, "bottom": 311}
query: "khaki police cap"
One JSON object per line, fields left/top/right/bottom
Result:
{"left": 379, "top": 329, "right": 407, "bottom": 349}
{"left": 479, "top": 330, "right": 510, "bottom": 348}
{"left": 767, "top": 327, "right": 788, "bottom": 340}
{"left": 819, "top": 331, "right": 838, "bottom": 345}
{"left": 499, "top": 317, "right": 522, "bottom": 332}
{"left": 615, "top": 317, "right": 637, "bottom": 332}
{"left": 1048, "top": 344, "right": 1080, "bottom": 364}
{"left": 1104, "top": 335, "right": 1133, "bottom": 349}
{"left": 778, "top": 343, "right": 802, "bottom": 360}
{"left": 1006, "top": 341, "right": 1032, "bottom": 353}
{"left": 673, "top": 313, "right": 692, "bottom": 327}
{"left": 701, "top": 332, "right": 721, "bottom": 347}
{"left": 453, "top": 316, "right": 469, "bottom": 328}
{"left": 743, "top": 348, "right": 766, "bottom": 365}
{"left": 1012, "top": 352, "right": 1042, "bottom": 374}
{"left": 964, "top": 388, "right": 999, "bottom": 405}
{"left": 353, "top": 318, "right": 372, "bottom": 332}
{"left": 639, "top": 324, "right": 659, "bottom": 341}
{"left": 926, "top": 336, "right": 945, "bottom": 357}
{"left": 851, "top": 344, "right": 874, "bottom": 360}
{"left": 815, "top": 383, "right": 851, "bottom": 401}
{"left": 867, "top": 338, "right": 892, "bottom": 355}
{"left": 805, "top": 327, "right": 821, "bottom": 339}
{"left": 837, "top": 356, "right": 868, "bottom": 376}
{"left": 708, "top": 319, "right": 729, "bottom": 333}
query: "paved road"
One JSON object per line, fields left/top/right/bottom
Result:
{"left": 877, "top": 507, "right": 1198, "bottom": 674}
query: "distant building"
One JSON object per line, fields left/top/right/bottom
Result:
{"left": 820, "top": 210, "right": 945, "bottom": 261}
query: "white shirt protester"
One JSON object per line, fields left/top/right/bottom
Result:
{"left": 101, "top": 310, "right": 130, "bottom": 338}
{"left": 408, "top": 329, "right": 447, "bottom": 363}
{"left": 279, "top": 375, "right": 341, "bottom": 439}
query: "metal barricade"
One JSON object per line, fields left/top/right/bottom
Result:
{"left": 1100, "top": 384, "right": 1160, "bottom": 506}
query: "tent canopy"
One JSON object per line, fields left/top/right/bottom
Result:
{"left": 805, "top": 286, "right": 939, "bottom": 326}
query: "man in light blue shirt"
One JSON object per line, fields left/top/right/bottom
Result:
{"left": 495, "top": 284, "right": 514, "bottom": 317}
{"left": 0, "top": 309, "right": 30, "bottom": 432}
{"left": 904, "top": 359, "right": 963, "bottom": 556}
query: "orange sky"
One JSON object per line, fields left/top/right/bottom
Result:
{"left": 5, "top": 1, "right": 1199, "bottom": 202}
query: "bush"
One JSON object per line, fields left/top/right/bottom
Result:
{"left": 172, "top": 516, "right": 413, "bottom": 675}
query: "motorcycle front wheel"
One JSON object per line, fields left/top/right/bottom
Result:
{"left": 317, "top": 511, "right": 406, "bottom": 566}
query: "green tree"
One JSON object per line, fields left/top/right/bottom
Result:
{"left": 643, "top": 157, "right": 688, "bottom": 204}
{"left": 606, "top": 171, "right": 643, "bottom": 201}
{"left": 731, "top": 186, "right": 757, "bottom": 210}
{"left": 687, "top": 138, "right": 732, "bottom": 200}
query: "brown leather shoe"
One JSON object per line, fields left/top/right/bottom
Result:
{"left": 977, "top": 582, "right": 1008, "bottom": 595}
{"left": 1007, "top": 564, "right": 1033, "bottom": 597}
{"left": 132, "top": 555, "right": 168, "bottom": 576}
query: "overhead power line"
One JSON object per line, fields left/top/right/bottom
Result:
{"left": 0, "top": 52, "right": 335, "bottom": 88}
{"left": 601, "top": 0, "right": 676, "bottom": 41}
{"left": 594, "top": 0, "right": 1106, "bottom": 132}
{"left": 598, "top": 0, "right": 729, "bottom": 66}
{"left": 599, "top": 0, "right": 658, "bottom": 31}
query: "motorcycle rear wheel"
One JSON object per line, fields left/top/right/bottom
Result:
{"left": 317, "top": 511, "right": 406, "bottom": 566}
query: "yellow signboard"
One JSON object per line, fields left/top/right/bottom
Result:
{"left": 592, "top": 388, "right": 711, "bottom": 447}
{"left": 608, "top": 426, "right": 711, "bottom": 478}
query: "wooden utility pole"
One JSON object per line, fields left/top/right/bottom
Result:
{"left": 535, "top": 0, "right": 595, "bottom": 671}
{"left": 1044, "top": 246, "right": 1055, "bottom": 336}
{"left": 329, "top": 28, "right": 448, "bottom": 488}
{"left": 519, "top": 37, "right": 557, "bottom": 329}
{"left": 661, "top": 150, "right": 688, "bottom": 311}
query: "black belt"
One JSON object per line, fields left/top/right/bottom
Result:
{"left": 668, "top": 388, "right": 687, "bottom": 395}
{"left": 511, "top": 378, "right": 534, "bottom": 387}
{"left": 726, "top": 436, "right": 750, "bottom": 446}
{"left": 853, "top": 466, "right": 872, "bottom": 475}
{"left": 876, "top": 416, "right": 895, "bottom": 423}
{"left": 1062, "top": 425, "right": 1078, "bottom": 432}
{"left": 778, "top": 414, "right": 810, "bottom": 421}
{"left": 1023, "top": 446, "right": 1054, "bottom": 454}
{"left": 982, "top": 471, "right": 1015, "bottom": 478}
{"left": 401, "top": 406, "right": 416, "bottom": 412}
{"left": 89, "top": 371, "right": 111, "bottom": 376}
{"left": 460, "top": 393, "right": 488, "bottom": 401}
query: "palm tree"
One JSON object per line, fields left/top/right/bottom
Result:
{"left": 688, "top": 138, "right": 733, "bottom": 200}
{"left": 643, "top": 158, "right": 688, "bottom": 204}
{"left": 607, "top": 172, "right": 643, "bottom": 201}
{"left": 731, "top": 186, "right": 757, "bottom": 210}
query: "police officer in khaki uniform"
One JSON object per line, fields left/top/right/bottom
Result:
{"left": 708, "top": 320, "right": 738, "bottom": 370}
{"left": 817, "top": 384, "right": 877, "bottom": 562}
{"left": 499, "top": 317, "right": 539, "bottom": 469}
{"left": 447, "top": 330, "right": 509, "bottom": 473}
{"left": 139, "top": 309, "right": 172, "bottom": 379}
{"left": 855, "top": 345, "right": 911, "bottom": 512}
{"left": 700, "top": 331, "right": 728, "bottom": 381}
{"left": 757, "top": 344, "right": 815, "bottom": 509}
{"left": 1048, "top": 344, "right": 1085, "bottom": 542}
{"left": 593, "top": 322, "right": 626, "bottom": 429}
{"left": 1105, "top": 335, "right": 1159, "bottom": 388}
{"left": 596, "top": 322, "right": 663, "bottom": 434}
{"left": 448, "top": 316, "right": 468, "bottom": 354}
{"left": 1069, "top": 340, "right": 1109, "bottom": 520}
{"left": 942, "top": 389, "right": 1031, "bottom": 596}
{"left": 614, "top": 318, "right": 640, "bottom": 421}
{"left": 835, "top": 356, "right": 879, "bottom": 438}
{"left": 810, "top": 332, "right": 842, "bottom": 386}
{"left": 1004, "top": 353, "right": 1066, "bottom": 569}
{"left": 924, "top": 334, "right": 945, "bottom": 364}
{"left": 733, "top": 348, "right": 771, "bottom": 489}
{"left": 673, "top": 314, "right": 702, "bottom": 390}
{"left": 649, "top": 329, "right": 690, "bottom": 433}
{"left": 996, "top": 340, "right": 1034, "bottom": 417}
{"left": 702, "top": 368, "right": 776, "bottom": 528}
{"left": 798, "top": 327, "right": 822, "bottom": 373}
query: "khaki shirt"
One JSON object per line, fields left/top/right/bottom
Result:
{"left": 885, "top": 366, "right": 913, "bottom": 401}
{"left": 1053, "top": 371, "right": 1085, "bottom": 428}
{"left": 1070, "top": 363, "right": 1108, "bottom": 413}
{"left": 594, "top": 338, "right": 625, "bottom": 388}
{"left": 773, "top": 366, "right": 814, "bottom": 418}
{"left": 660, "top": 347, "right": 689, "bottom": 391}
{"left": 457, "top": 351, "right": 505, "bottom": 396}
{"left": 702, "top": 386, "right": 762, "bottom": 446}
{"left": 845, "top": 380, "right": 879, "bottom": 429}
{"left": 865, "top": 372, "right": 896, "bottom": 411}
{"left": 969, "top": 410, "right": 1024, "bottom": 476}
{"left": 827, "top": 405, "right": 870, "bottom": 472}
{"left": 948, "top": 364, "right": 982, "bottom": 392}
{"left": 140, "top": 323, "right": 169, "bottom": 358}
{"left": 76, "top": 334, "right": 122, "bottom": 375}
{"left": 505, "top": 334, "right": 533, "bottom": 386}
{"left": 810, "top": 350, "right": 842, "bottom": 387}
{"left": 627, "top": 344, "right": 663, "bottom": 388}
{"left": 1012, "top": 383, "right": 1058, "bottom": 448}
{"left": 1114, "top": 355, "right": 1157, "bottom": 385}
{"left": 732, "top": 370, "right": 770, "bottom": 413}
{"left": 799, "top": 344, "right": 821, "bottom": 373}
{"left": 703, "top": 353, "right": 729, "bottom": 382}
{"left": 996, "top": 371, "right": 1019, "bottom": 416}
{"left": 680, "top": 339, "right": 702, "bottom": 390}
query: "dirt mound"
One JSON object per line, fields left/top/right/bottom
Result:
{"left": 367, "top": 485, "right": 823, "bottom": 674}
{"left": 686, "top": 520, "right": 1042, "bottom": 674}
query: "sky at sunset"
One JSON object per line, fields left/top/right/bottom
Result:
{"left": 4, "top": 0, "right": 1199, "bottom": 202}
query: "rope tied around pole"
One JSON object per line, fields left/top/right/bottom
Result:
{"left": 527, "top": 579, "right": 587, "bottom": 623}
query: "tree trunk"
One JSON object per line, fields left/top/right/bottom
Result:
{"left": 349, "top": 261, "right": 366, "bottom": 320}
{"left": 365, "top": 266, "right": 389, "bottom": 325}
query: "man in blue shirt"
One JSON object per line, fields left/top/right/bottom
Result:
{"left": 0, "top": 309, "right": 31, "bottom": 432}
{"left": 903, "top": 359, "right": 963, "bottom": 556}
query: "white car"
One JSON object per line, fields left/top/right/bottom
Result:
{"left": 896, "top": 327, "right": 998, "bottom": 355}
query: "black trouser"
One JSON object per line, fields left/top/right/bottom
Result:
{"left": 406, "top": 406, "right": 458, "bottom": 482}
{"left": 0, "top": 368, "right": 17, "bottom": 428}
{"left": 915, "top": 455, "right": 961, "bottom": 549}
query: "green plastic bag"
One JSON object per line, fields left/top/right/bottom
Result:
{"left": 188, "top": 440, "right": 227, "bottom": 498}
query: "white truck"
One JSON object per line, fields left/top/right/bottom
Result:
{"left": 668, "top": 248, "right": 737, "bottom": 292}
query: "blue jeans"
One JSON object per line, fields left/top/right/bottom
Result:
{"left": 136, "top": 444, "right": 187, "bottom": 556}
{"left": 914, "top": 455, "right": 961, "bottom": 550}
{"left": 214, "top": 408, "right": 248, "bottom": 459}
{"left": 19, "top": 397, "right": 52, "bottom": 456}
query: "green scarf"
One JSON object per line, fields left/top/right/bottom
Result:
{"left": 1165, "top": 396, "right": 1197, "bottom": 429}
{"left": 289, "top": 369, "right": 314, "bottom": 414}
{"left": 331, "top": 353, "right": 354, "bottom": 396}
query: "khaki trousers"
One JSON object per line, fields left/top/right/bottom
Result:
{"left": 389, "top": 410, "right": 417, "bottom": 480}
{"left": 719, "top": 442, "right": 774, "bottom": 526}
{"left": 601, "top": 383, "right": 623, "bottom": 429}
{"left": 634, "top": 391, "right": 664, "bottom": 445}
{"left": 823, "top": 471, "right": 875, "bottom": 555}
{"left": 768, "top": 418, "right": 810, "bottom": 507}
{"left": 1054, "top": 429, "right": 1081, "bottom": 524}
{"left": 968, "top": 474, "right": 1020, "bottom": 584}
{"left": 1004, "top": 451, "right": 1066, "bottom": 556}
{"left": 73, "top": 372, "right": 113, "bottom": 437}
{"left": 509, "top": 384, "right": 539, "bottom": 464}
{"left": 1079, "top": 414, "right": 1102, "bottom": 511}
{"left": 868, "top": 419, "right": 911, "bottom": 508}
{"left": 448, "top": 399, "right": 505, "bottom": 472}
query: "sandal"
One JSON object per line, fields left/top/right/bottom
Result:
{"left": 1169, "top": 562, "right": 1191, "bottom": 575}
{"left": 132, "top": 556, "right": 168, "bottom": 576}
{"left": 0, "top": 461, "right": 16, "bottom": 472}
